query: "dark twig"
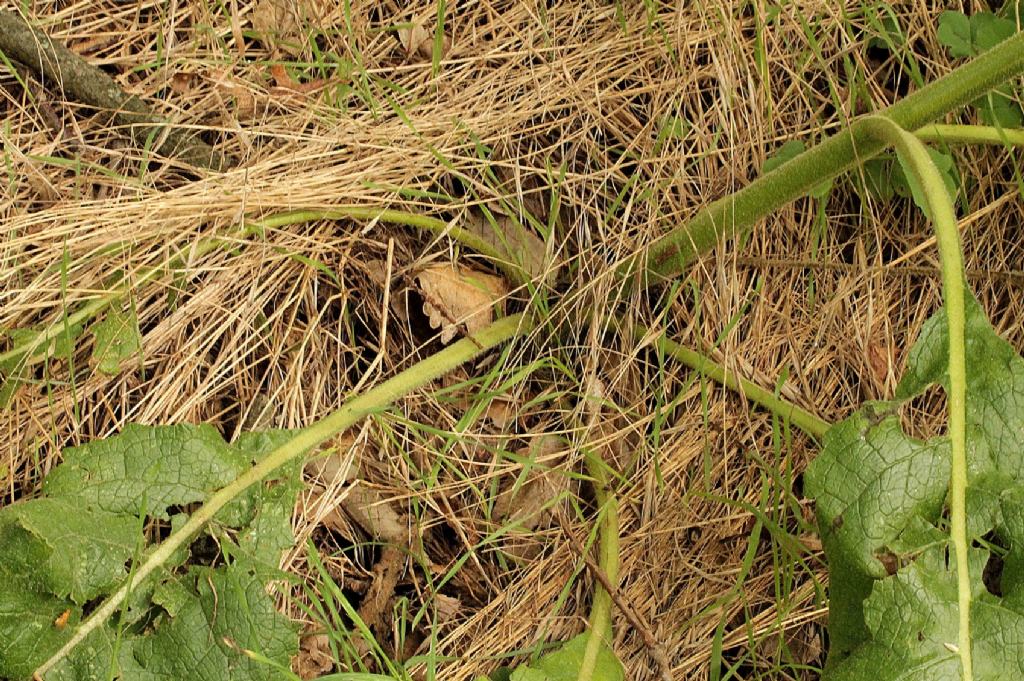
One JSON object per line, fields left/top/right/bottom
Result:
{"left": 558, "top": 514, "right": 673, "bottom": 681}
{"left": 0, "top": 8, "right": 234, "bottom": 171}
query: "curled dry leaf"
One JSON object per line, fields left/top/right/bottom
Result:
{"left": 866, "top": 339, "right": 893, "bottom": 395}
{"left": 463, "top": 208, "right": 552, "bottom": 283}
{"left": 250, "top": 0, "right": 339, "bottom": 56}
{"left": 168, "top": 71, "right": 196, "bottom": 95}
{"left": 295, "top": 632, "right": 333, "bottom": 680}
{"left": 395, "top": 15, "right": 451, "bottom": 61}
{"left": 493, "top": 435, "right": 568, "bottom": 538}
{"left": 269, "top": 63, "right": 328, "bottom": 95}
{"left": 416, "top": 264, "right": 507, "bottom": 343}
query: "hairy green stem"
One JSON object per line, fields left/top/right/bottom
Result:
{"left": 577, "top": 448, "right": 619, "bottom": 681}
{"left": 860, "top": 116, "right": 971, "bottom": 680}
{"left": 35, "top": 313, "right": 532, "bottom": 678}
{"left": 632, "top": 32, "right": 1024, "bottom": 285}
{"left": 915, "top": 124, "right": 1024, "bottom": 147}
{"left": 639, "top": 328, "right": 830, "bottom": 440}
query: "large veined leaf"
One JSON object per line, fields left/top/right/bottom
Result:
{"left": 806, "top": 293, "right": 1024, "bottom": 675}
{"left": 0, "top": 424, "right": 301, "bottom": 680}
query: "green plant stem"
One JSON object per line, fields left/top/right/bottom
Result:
{"left": 34, "top": 313, "right": 532, "bottom": 679}
{"left": 915, "top": 124, "right": 1024, "bottom": 147}
{"left": 638, "top": 328, "right": 830, "bottom": 440}
{"left": 577, "top": 448, "right": 619, "bottom": 681}
{"left": 860, "top": 116, "right": 971, "bottom": 680}
{"left": 634, "top": 31, "right": 1024, "bottom": 285}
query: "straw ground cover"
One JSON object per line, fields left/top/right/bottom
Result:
{"left": 2, "top": 1, "right": 1024, "bottom": 679}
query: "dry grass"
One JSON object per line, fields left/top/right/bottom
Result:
{"left": 2, "top": 1, "right": 1024, "bottom": 679}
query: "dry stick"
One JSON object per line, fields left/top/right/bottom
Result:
{"left": 557, "top": 513, "right": 672, "bottom": 681}
{"left": 0, "top": 9, "right": 233, "bottom": 171}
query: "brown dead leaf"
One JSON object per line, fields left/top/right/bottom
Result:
{"left": 866, "top": 340, "right": 892, "bottom": 393}
{"left": 250, "top": 0, "right": 301, "bottom": 53}
{"left": 397, "top": 21, "right": 451, "bottom": 61}
{"left": 343, "top": 484, "right": 407, "bottom": 543}
{"left": 359, "top": 544, "right": 405, "bottom": 637}
{"left": 295, "top": 632, "right": 333, "bottom": 680}
{"left": 432, "top": 593, "right": 461, "bottom": 623}
{"left": 493, "top": 435, "right": 567, "bottom": 533}
{"left": 416, "top": 265, "right": 507, "bottom": 343}
{"left": 169, "top": 71, "right": 196, "bottom": 95}
{"left": 463, "top": 209, "right": 552, "bottom": 283}
{"left": 250, "top": 0, "right": 338, "bottom": 56}
{"left": 397, "top": 22, "right": 433, "bottom": 58}
{"left": 269, "top": 63, "right": 329, "bottom": 95}
{"left": 482, "top": 397, "right": 516, "bottom": 430}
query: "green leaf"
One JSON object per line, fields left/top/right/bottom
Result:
{"left": 973, "top": 89, "right": 1024, "bottom": 129}
{"left": 763, "top": 140, "right": 806, "bottom": 174}
{"left": 92, "top": 305, "right": 140, "bottom": 375}
{"left": 891, "top": 147, "right": 959, "bottom": 219}
{"left": 0, "top": 586, "right": 76, "bottom": 680}
{"left": 823, "top": 540, "right": 1024, "bottom": 680}
{"left": 936, "top": 11, "right": 974, "bottom": 58}
{"left": 42, "top": 423, "right": 250, "bottom": 519}
{"left": 117, "top": 564, "right": 298, "bottom": 681}
{"left": 805, "top": 406, "right": 951, "bottom": 580}
{"left": 936, "top": 10, "right": 1022, "bottom": 127}
{"left": 0, "top": 424, "right": 303, "bottom": 676}
{"left": 896, "top": 294, "right": 1024, "bottom": 485}
{"left": 508, "top": 633, "right": 624, "bottom": 681}
{"left": 937, "top": 11, "right": 1016, "bottom": 57}
{"left": 810, "top": 292, "right": 1024, "bottom": 674}
{"left": 0, "top": 498, "right": 137, "bottom": 603}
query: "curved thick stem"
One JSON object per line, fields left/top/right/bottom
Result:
{"left": 35, "top": 313, "right": 532, "bottom": 678}
{"left": 860, "top": 115, "right": 971, "bottom": 680}
{"left": 632, "top": 31, "right": 1024, "bottom": 286}
{"left": 915, "top": 124, "right": 1024, "bottom": 147}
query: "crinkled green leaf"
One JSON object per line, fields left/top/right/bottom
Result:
{"left": 0, "top": 424, "right": 303, "bottom": 677}
{"left": 805, "top": 406, "right": 950, "bottom": 579}
{"left": 0, "top": 585, "right": 75, "bottom": 680}
{"left": 811, "top": 293, "right": 1024, "bottom": 674}
{"left": 92, "top": 305, "right": 140, "bottom": 376}
{"left": 42, "top": 423, "right": 250, "bottom": 519}
{"left": 999, "top": 489, "right": 1024, "bottom": 606}
{"left": 897, "top": 294, "right": 1024, "bottom": 485}
{"left": 0, "top": 498, "right": 137, "bottom": 603}
{"left": 508, "top": 633, "right": 624, "bottom": 681}
{"left": 824, "top": 539, "right": 1024, "bottom": 680}
{"left": 118, "top": 563, "right": 298, "bottom": 681}
{"left": 47, "top": 624, "right": 121, "bottom": 681}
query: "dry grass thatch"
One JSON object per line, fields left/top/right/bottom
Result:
{"left": 2, "top": 1, "right": 1024, "bottom": 679}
